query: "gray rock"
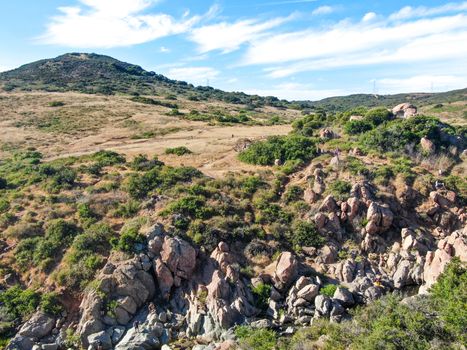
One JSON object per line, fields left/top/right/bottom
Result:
{"left": 111, "top": 327, "right": 125, "bottom": 344}
{"left": 6, "top": 336, "right": 34, "bottom": 350}
{"left": 314, "top": 295, "right": 332, "bottom": 317}
{"left": 41, "top": 344, "right": 59, "bottom": 350}
{"left": 393, "top": 260, "right": 412, "bottom": 289}
{"left": 88, "top": 331, "right": 112, "bottom": 350}
{"left": 18, "top": 312, "right": 55, "bottom": 339}
{"left": 296, "top": 284, "right": 319, "bottom": 302}
{"left": 333, "top": 287, "right": 355, "bottom": 307}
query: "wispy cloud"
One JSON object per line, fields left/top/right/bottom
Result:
{"left": 258, "top": 0, "right": 318, "bottom": 6}
{"left": 165, "top": 66, "right": 219, "bottom": 85}
{"left": 389, "top": 1, "right": 467, "bottom": 21}
{"left": 312, "top": 6, "right": 335, "bottom": 16}
{"left": 189, "top": 15, "right": 294, "bottom": 53}
{"left": 39, "top": 0, "right": 210, "bottom": 48}
{"left": 239, "top": 3, "right": 467, "bottom": 78}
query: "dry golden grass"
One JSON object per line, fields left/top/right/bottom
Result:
{"left": 0, "top": 92, "right": 298, "bottom": 177}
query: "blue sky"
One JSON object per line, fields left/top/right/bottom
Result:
{"left": 0, "top": 0, "right": 466, "bottom": 100}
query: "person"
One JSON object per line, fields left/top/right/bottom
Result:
{"left": 133, "top": 320, "right": 140, "bottom": 333}
{"left": 435, "top": 180, "right": 445, "bottom": 190}
{"left": 373, "top": 275, "right": 382, "bottom": 288}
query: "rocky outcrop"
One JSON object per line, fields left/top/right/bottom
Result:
{"left": 76, "top": 259, "right": 155, "bottom": 347}
{"left": 420, "top": 228, "right": 466, "bottom": 293}
{"left": 6, "top": 312, "right": 56, "bottom": 350}
{"left": 365, "top": 202, "right": 393, "bottom": 235}
{"left": 392, "top": 103, "right": 417, "bottom": 118}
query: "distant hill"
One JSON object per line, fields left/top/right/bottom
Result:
{"left": 296, "top": 89, "right": 467, "bottom": 112}
{"left": 0, "top": 53, "right": 465, "bottom": 112}
{"left": 0, "top": 53, "right": 286, "bottom": 107}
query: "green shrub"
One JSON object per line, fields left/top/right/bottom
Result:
{"left": 344, "top": 119, "right": 373, "bottom": 135}
{"left": 77, "top": 203, "right": 98, "bottom": 226}
{"left": 365, "top": 107, "right": 393, "bottom": 126}
{"left": 289, "top": 221, "right": 323, "bottom": 248}
{"left": 165, "top": 146, "right": 192, "bottom": 156}
{"left": 112, "top": 200, "right": 140, "bottom": 218}
{"left": 283, "top": 185, "right": 304, "bottom": 203}
{"left": 240, "top": 176, "right": 265, "bottom": 196}
{"left": 0, "top": 177, "right": 7, "bottom": 189}
{"left": 320, "top": 284, "right": 337, "bottom": 297}
{"left": 235, "top": 326, "right": 277, "bottom": 350}
{"left": 111, "top": 226, "right": 145, "bottom": 253}
{"left": 129, "top": 154, "right": 164, "bottom": 171}
{"left": 0, "top": 199, "right": 9, "bottom": 214}
{"left": 251, "top": 283, "right": 272, "bottom": 311}
{"left": 292, "top": 113, "right": 326, "bottom": 136}
{"left": 430, "top": 258, "right": 466, "bottom": 342}
{"left": 239, "top": 135, "right": 317, "bottom": 166}
{"left": 91, "top": 150, "right": 126, "bottom": 166}
{"left": 0, "top": 286, "right": 40, "bottom": 319}
{"left": 163, "top": 195, "right": 214, "bottom": 219}
{"left": 40, "top": 292, "right": 63, "bottom": 315}
{"left": 328, "top": 180, "right": 351, "bottom": 201}
{"left": 345, "top": 156, "right": 370, "bottom": 176}
{"left": 48, "top": 101, "right": 65, "bottom": 107}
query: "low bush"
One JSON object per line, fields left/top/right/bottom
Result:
{"left": 110, "top": 226, "right": 145, "bottom": 253}
{"left": 320, "top": 284, "right": 337, "bottom": 297}
{"left": 239, "top": 135, "right": 317, "bottom": 166}
{"left": 165, "top": 146, "right": 192, "bottom": 156}
{"left": 235, "top": 326, "right": 278, "bottom": 350}
{"left": 328, "top": 180, "right": 351, "bottom": 201}
{"left": 251, "top": 283, "right": 272, "bottom": 311}
{"left": 289, "top": 221, "right": 323, "bottom": 248}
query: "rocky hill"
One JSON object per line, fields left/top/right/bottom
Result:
{"left": 0, "top": 54, "right": 466, "bottom": 350}
{"left": 0, "top": 53, "right": 286, "bottom": 108}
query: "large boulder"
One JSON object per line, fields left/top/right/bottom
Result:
{"left": 392, "top": 103, "right": 417, "bottom": 118}
{"left": 154, "top": 258, "right": 174, "bottom": 299}
{"left": 161, "top": 237, "right": 197, "bottom": 279}
{"left": 273, "top": 252, "right": 298, "bottom": 289}
{"left": 77, "top": 259, "right": 155, "bottom": 347}
{"left": 18, "top": 311, "right": 55, "bottom": 339}
{"left": 365, "top": 202, "right": 393, "bottom": 235}
{"left": 420, "top": 229, "right": 466, "bottom": 293}
{"left": 333, "top": 287, "right": 355, "bottom": 307}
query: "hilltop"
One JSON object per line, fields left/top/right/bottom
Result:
{"left": 0, "top": 53, "right": 287, "bottom": 108}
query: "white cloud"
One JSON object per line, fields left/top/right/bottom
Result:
{"left": 389, "top": 1, "right": 467, "bottom": 21}
{"left": 159, "top": 46, "right": 170, "bottom": 53}
{"left": 376, "top": 75, "right": 467, "bottom": 94}
{"left": 259, "top": 0, "right": 318, "bottom": 5}
{"left": 312, "top": 6, "right": 334, "bottom": 16}
{"left": 40, "top": 0, "right": 206, "bottom": 48}
{"left": 245, "top": 14, "right": 467, "bottom": 66}
{"left": 362, "top": 12, "right": 377, "bottom": 22}
{"left": 188, "top": 15, "right": 293, "bottom": 53}
{"left": 165, "top": 66, "right": 219, "bottom": 86}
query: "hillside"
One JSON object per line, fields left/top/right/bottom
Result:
{"left": 0, "top": 53, "right": 287, "bottom": 108}
{"left": 0, "top": 54, "right": 466, "bottom": 350}
{"left": 297, "top": 88, "right": 467, "bottom": 112}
